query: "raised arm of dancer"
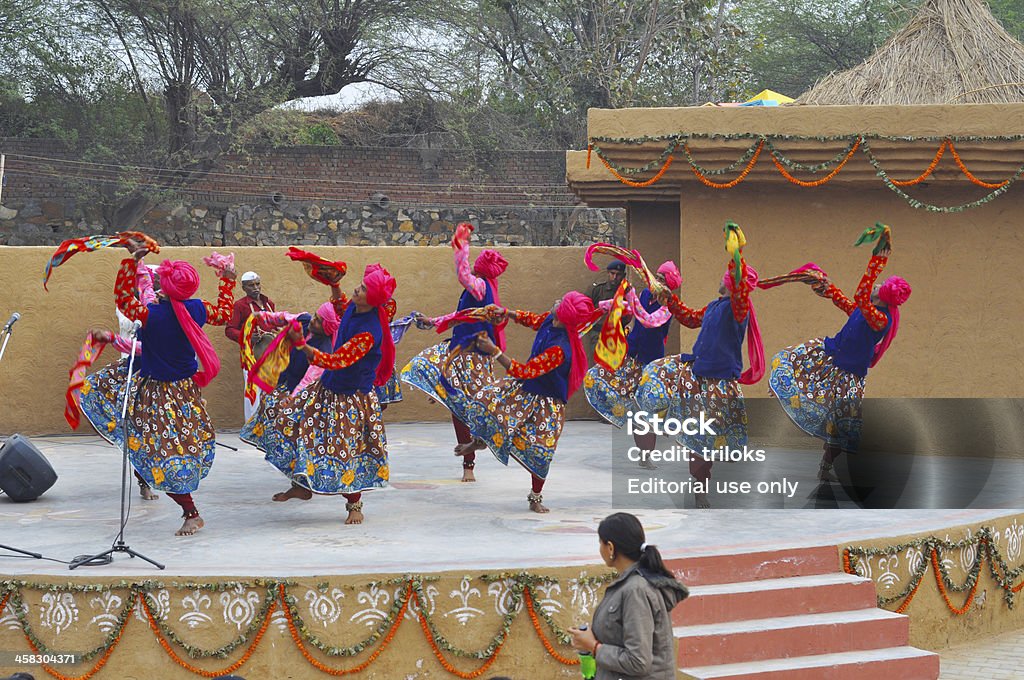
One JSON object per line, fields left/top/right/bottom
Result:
{"left": 329, "top": 283, "right": 351, "bottom": 317}
{"left": 136, "top": 265, "right": 157, "bottom": 305}
{"left": 853, "top": 252, "right": 890, "bottom": 331}
{"left": 297, "top": 332, "right": 375, "bottom": 370}
{"left": 729, "top": 258, "right": 754, "bottom": 323}
{"left": 454, "top": 240, "right": 487, "bottom": 300}
{"left": 660, "top": 291, "right": 705, "bottom": 329}
{"left": 115, "top": 257, "right": 149, "bottom": 323}
{"left": 512, "top": 309, "right": 549, "bottom": 330}
{"left": 251, "top": 310, "right": 301, "bottom": 331}
{"left": 202, "top": 271, "right": 238, "bottom": 325}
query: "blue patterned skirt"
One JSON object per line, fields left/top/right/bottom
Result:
{"left": 400, "top": 340, "right": 497, "bottom": 421}
{"left": 80, "top": 360, "right": 137, "bottom": 447}
{"left": 635, "top": 355, "right": 747, "bottom": 453}
{"left": 768, "top": 338, "right": 865, "bottom": 451}
{"left": 124, "top": 377, "right": 216, "bottom": 495}
{"left": 375, "top": 366, "right": 403, "bottom": 405}
{"left": 242, "top": 381, "right": 389, "bottom": 495}
{"left": 441, "top": 377, "right": 565, "bottom": 479}
{"left": 583, "top": 357, "right": 644, "bottom": 428}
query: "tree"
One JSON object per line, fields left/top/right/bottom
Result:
{"left": 13, "top": 0, "right": 427, "bottom": 227}
{"left": 734, "top": 0, "right": 915, "bottom": 99}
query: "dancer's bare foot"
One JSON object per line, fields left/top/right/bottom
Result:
{"left": 454, "top": 438, "right": 485, "bottom": 457}
{"left": 175, "top": 516, "right": 204, "bottom": 536}
{"left": 638, "top": 458, "right": 658, "bottom": 470}
{"left": 528, "top": 492, "right": 549, "bottom": 513}
{"left": 345, "top": 501, "right": 364, "bottom": 524}
{"left": 694, "top": 493, "right": 711, "bottom": 509}
{"left": 139, "top": 485, "right": 159, "bottom": 501}
{"left": 273, "top": 484, "right": 313, "bottom": 502}
{"left": 461, "top": 467, "right": 476, "bottom": 483}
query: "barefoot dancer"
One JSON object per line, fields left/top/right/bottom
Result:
{"left": 450, "top": 292, "right": 600, "bottom": 513}
{"left": 246, "top": 266, "right": 397, "bottom": 525}
{"left": 80, "top": 262, "right": 162, "bottom": 500}
{"left": 635, "top": 227, "right": 764, "bottom": 509}
{"left": 584, "top": 261, "right": 681, "bottom": 470}
{"left": 401, "top": 224, "right": 508, "bottom": 482}
{"left": 768, "top": 228, "right": 910, "bottom": 482}
{"left": 113, "top": 242, "right": 237, "bottom": 535}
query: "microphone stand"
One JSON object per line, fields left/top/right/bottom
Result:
{"left": 70, "top": 323, "right": 164, "bottom": 570}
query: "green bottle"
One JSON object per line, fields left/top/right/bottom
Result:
{"left": 578, "top": 624, "right": 597, "bottom": 679}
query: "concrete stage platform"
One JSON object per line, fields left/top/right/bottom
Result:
{"left": 1, "top": 422, "right": 1018, "bottom": 577}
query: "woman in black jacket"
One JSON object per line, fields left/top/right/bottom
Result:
{"left": 570, "top": 513, "right": 688, "bottom": 680}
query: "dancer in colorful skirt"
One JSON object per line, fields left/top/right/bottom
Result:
{"left": 768, "top": 236, "right": 910, "bottom": 482}
{"left": 452, "top": 292, "right": 600, "bottom": 513}
{"left": 238, "top": 305, "right": 338, "bottom": 451}
{"left": 113, "top": 242, "right": 237, "bottom": 535}
{"left": 244, "top": 265, "right": 397, "bottom": 525}
{"left": 400, "top": 224, "right": 508, "bottom": 482}
{"left": 80, "top": 262, "right": 163, "bottom": 500}
{"left": 584, "top": 261, "right": 681, "bottom": 469}
{"left": 635, "top": 241, "right": 764, "bottom": 509}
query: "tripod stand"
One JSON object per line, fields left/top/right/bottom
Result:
{"left": 70, "top": 323, "right": 164, "bottom": 570}
{"left": 0, "top": 318, "right": 45, "bottom": 562}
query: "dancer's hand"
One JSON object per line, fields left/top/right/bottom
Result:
{"left": 89, "top": 328, "right": 115, "bottom": 344}
{"left": 475, "top": 334, "right": 499, "bottom": 356}
{"left": 123, "top": 239, "right": 147, "bottom": 260}
{"left": 413, "top": 312, "right": 435, "bottom": 329}
{"left": 482, "top": 304, "right": 507, "bottom": 321}
{"left": 221, "top": 266, "right": 237, "bottom": 281}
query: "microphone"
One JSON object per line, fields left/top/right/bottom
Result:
{"left": 129, "top": 319, "right": 143, "bottom": 335}
{"left": 2, "top": 312, "right": 20, "bottom": 332}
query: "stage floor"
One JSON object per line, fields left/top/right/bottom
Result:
{"left": 0, "top": 422, "right": 1018, "bottom": 577}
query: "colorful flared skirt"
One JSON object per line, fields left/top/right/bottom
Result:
{"left": 124, "top": 376, "right": 216, "bottom": 495}
{"left": 240, "top": 387, "right": 289, "bottom": 452}
{"left": 635, "top": 355, "right": 747, "bottom": 453}
{"left": 583, "top": 356, "right": 644, "bottom": 428}
{"left": 768, "top": 338, "right": 866, "bottom": 451}
{"left": 375, "top": 366, "right": 403, "bottom": 405}
{"left": 443, "top": 377, "right": 565, "bottom": 479}
{"left": 80, "top": 360, "right": 137, "bottom": 447}
{"left": 242, "top": 381, "right": 388, "bottom": 495}
{"left": 400, "top": 340, "right": 497, "bottom": 421}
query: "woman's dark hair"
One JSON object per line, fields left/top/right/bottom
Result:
{"left": 597, "top": 512, "right": 675, "bottom": 580}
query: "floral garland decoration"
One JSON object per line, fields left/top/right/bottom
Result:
{"left": 0, "top": 571, "right": 612, "bottom": 679}
{"left": 588, "top": 132, "right": 1024, "bottom": 212}
{"left": 843, "top": 526, "right": 1024, "bottom": 615}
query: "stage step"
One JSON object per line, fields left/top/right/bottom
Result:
{"left": 665, "top": 545, "right": 839, "bottom": 586}
{"left": 679, "top": 646, "right": 939, "bottom": 680}
{"left": 672, "top": 545, "right": 939, "bottom": 679}
{"left": 677, "top": 572, "right": 877, "bottom": 626}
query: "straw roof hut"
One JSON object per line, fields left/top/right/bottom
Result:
{"left": 797, "top": 0, "right": 1024, "bottom": 104}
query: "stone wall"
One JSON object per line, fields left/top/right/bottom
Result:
{"left": 0, "top": 139, "right": 626, "bottom": 246}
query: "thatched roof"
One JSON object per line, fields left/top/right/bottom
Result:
{"left": 798, "top": 0, "right": 1024, "bottom": 105}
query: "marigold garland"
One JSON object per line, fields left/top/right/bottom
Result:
{"left": 769, "top": 138, "right": 861, "bottom": 187}
{"left": 889, "top": 140, "right": 947, "bottom": 186}
{"left": 688, "top": 140, "right": 764, "bottom": 188}
{"left": 598, "top": 152, "right": 674, "bottom": 187}
{"left": 931, "top": 549, "right": 979, "bottom": 615}
{"left": 142, "top": 590, "right": 273, "bottom": 677}
{"left": 525, "top": 587, "right": 579, "bottom": 665}
{"left": 284, "top": 583, "right": 409, "bottom": 676}
{"left": 414, "top": 589, "right": 506, "bottom": 679}
{"left": 948, "top": 141, "right": 1010, "bottom": 189}
{"left": 26, "top": 600, "right": 132, "bottom": 680}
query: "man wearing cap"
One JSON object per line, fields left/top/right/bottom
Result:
{"left": 226, "top": 271, "right": 276, "bottom": 420}
{"left": 583, "top": 261, "right": 629, "bottom": 359}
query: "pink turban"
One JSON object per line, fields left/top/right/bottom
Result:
{"left": 657, "top": 261, "right": 681, "bottom": 290}
{"left": 316, "top": 301, "right": 340, "bottom": 341}
{"left": 721, "top": 263, "right": 765, "bottom": 385}
{"left": 155, "top": 260, "right": 220, "bottom": 387}
{"left": 473, "top": 249, "right": 509, "bottom": 351}
{"left": 555, "top": 291, "right": 601, "bottom": 398}
{"left": 364, "top": 264, "right": 397, "bottom": 386}
{"left": 871, "top": 276, "right": 911, "bottom": 367}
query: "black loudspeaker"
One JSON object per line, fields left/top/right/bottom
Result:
{"left": 0, "top": 434, "right": 58, "bottom": 502}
